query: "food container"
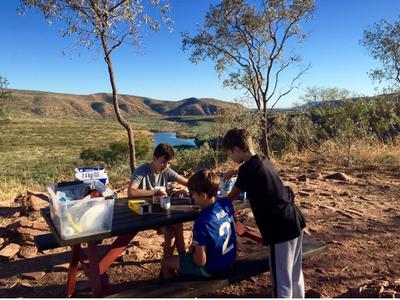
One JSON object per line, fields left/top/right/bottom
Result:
{"left": 128, "top": 199, "right": 152, "bottom": 215}
{"left": 47, "top": 180, "right": 115, "bottom": 240}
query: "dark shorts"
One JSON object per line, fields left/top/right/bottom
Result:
{"left": 179, "top": 253, "right": 211, "bottom": 278}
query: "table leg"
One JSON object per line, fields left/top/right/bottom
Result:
{"left": 66, "top": 244, "right": 81, "bottom": 298}
{"left": 99, "top": 233, "right": 137, "bottom": 275}
{"left": 87, "top": 242, "right": 103, "bottom": 297}
{"left": 235, "top": 221, "right": 265, "bottom": 245}
{"left": 234, "top": 209, "right": 265, "bottom": 246}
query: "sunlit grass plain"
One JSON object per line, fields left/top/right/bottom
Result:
{"left": 1, "top": 113, "right": 399, "bottom": 202}
{"left": 0, "top": 115, "right": 210, "bottom": 201}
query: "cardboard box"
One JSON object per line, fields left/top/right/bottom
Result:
{"left": 128, "top": 199, "right": 152, "bottom": 215}
{"left": 74, "top": 167, "right": 109, "bottom": 185}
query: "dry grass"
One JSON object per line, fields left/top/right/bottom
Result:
{"left": 281, "top": 136, "right": 400, "bottom": 172}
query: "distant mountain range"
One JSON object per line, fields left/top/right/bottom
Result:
{"left": 7, "top": 89, "right": 240, "bottom": 118}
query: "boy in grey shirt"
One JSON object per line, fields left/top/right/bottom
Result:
{"left": 128, "top": 143, "right": 189, "bottom": 257}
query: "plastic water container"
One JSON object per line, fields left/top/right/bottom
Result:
{"left": 218, "top": 172, "right": 237, "bottom": 197}
{"left": 224, "top": 177, "right": 236, "bottom": 195}
{"left": 47, "top": 180, "right": 115, "bottom": 240}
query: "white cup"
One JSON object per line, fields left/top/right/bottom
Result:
{"left": 153, "top": 186, "right": 166, "bottom": 204}
{"left": 160, "top": 196, "right": 171, "bottom": 209}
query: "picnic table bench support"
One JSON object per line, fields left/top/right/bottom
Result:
{"left": 67, "top": 244, "right": 81, "bottom": 297}
{"left": 235, "top": 221, "right": 265, "bottom": 245}
{"left": 99, "top": 233, "right": 137, "bottom": 275}
{"left": 88, "top": 242, "right": 103, "bottom": 297}
{"left": 64, "top": 233, "right": 138, "bottom": 298}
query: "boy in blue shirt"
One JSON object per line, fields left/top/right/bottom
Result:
{"left": 161, "top": 170, "right": 237, "bottom": 279}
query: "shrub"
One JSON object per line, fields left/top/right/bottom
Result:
{"left": 80, "top": 135, "right": 153, "bottom": 166}
{"left": 173, "top": 143, "right": 227, "bottom": 173}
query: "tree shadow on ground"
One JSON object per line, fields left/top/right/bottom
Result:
{"left": 0, "top": 245, "right": 160, "bottom": 280}
{"left": 0, "top": 207, "right": 20, "bottom": 218}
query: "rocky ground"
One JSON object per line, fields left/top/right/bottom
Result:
{"left": 0, "top": 166, "right": 399, "bottom": 298}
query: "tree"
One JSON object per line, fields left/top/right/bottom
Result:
{"left": 212, "top": 99, "right": 263, "bottom": 166}
{"left": 19, "top": 0, "right": 172, "bottom": 173}
{"left": 298, "top": 86, "right": 400, "bottom": 165}
{"left": 299, "top": 87, "right": 364, "bottom": 140}
{"left": 213, "top": 99, "right": 264, "bottom": 151}
{"left": 182, "top": 0, "right": 314, "bottom": 157}
{"left": 0, "top": 75, "right": 11, "bottom": 119}
{"left": 361, "top": 18, "right": 400, "bottom": 88}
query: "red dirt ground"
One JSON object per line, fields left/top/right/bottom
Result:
{"left": 0, "top": 166, "right": 399, "bottom": 297}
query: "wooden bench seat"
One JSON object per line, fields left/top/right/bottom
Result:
{"left": 108, "top": 236, "right": 327, "bottom": 298}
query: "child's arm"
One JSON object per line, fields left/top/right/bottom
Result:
{"left": 227, "top": 186, "right": 241, "bottom": 202}
{"left": 223, "top": 169, "right": 238, "bottom": 182}
{"left": 168, "top": 169, "right": 189, "bottom": 198}
{"left": 192, "top": 244, "right": 207, "bottom": 267}
{"left": 172, "top": 175, "right": 189, "bottom": 198}
{"left": 176, "top": 175, "right": 189, "bottom": 186}
{"left": 127, "top": 181, "right": 167, "bottom": 198}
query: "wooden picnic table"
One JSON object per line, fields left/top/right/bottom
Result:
{"left": 38, "top": 198, "right": 325, "bottom": 298}
{"left": 40, "top": 197, "right": 201, "bottom": 297}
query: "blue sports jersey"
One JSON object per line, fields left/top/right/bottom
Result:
{"left": 193, "top": 197, "right": 237, "bottom": 273}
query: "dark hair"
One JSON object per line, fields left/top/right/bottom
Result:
{"left": 187, "top": 170, "right": 219, "bottom": 198}
{"left": 153, "top": 143, "right": 174, "bottom": 160}
{"left": 222, "top": 128, "right": 252, "bottom": 152}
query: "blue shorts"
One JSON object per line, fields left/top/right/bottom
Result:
{"left": 179, "top": 253, "right": 211, "bottom": 278}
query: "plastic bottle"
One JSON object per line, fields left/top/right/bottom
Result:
{"left": 238, "top": 191, "right": 247, "bottom": 202}
{"left": 224, "top": 179, "right": 232, "bottom": 195}
{"left": 57, "top": 191, "right": 69, "bottom": 202}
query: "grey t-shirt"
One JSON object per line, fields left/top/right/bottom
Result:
{"left": 131, "top": 163, "right": 181, "bottom": 190}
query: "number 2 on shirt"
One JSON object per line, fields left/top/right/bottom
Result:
{"left": 219, "top": 217, "right": 234, "bottom": 255}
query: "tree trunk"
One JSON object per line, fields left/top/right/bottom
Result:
{"left": 262, "top": 105, "right": 270, "bottom": 159}
{"left": 101, "top": 36, "right": 136, "bottom": 173}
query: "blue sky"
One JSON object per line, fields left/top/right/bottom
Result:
{"left": 0, "top": 0, "right": 399, "bottom": 108}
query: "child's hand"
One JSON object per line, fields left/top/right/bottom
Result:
{"left": 173, "top": 189, "right": 189, "bottom": 198}
{"left": 167, "top": 182, "right": 178, "bottom": 190}
{"left": 154, "top": 189, "right": 168, "bottom": 197}
{"left": 223, "top": 170, "right": 237, "bottom": 182}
